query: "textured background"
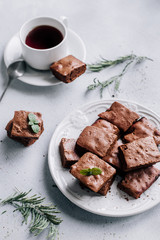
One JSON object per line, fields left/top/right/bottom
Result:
{"left": 0, "top": 0, "right": 160, "bottom": 239}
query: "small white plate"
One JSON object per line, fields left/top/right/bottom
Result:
{"left": 48, "top": 99, "right": 160, "bottom": 217}
{"left": 4, "top": 29, "right": 86, "bottom": 86}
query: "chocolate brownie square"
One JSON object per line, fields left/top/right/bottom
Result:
{"left": 70, "top": 152, "right": 116, "bottom": 192}
{"left": 92, "top": 119, "right": 120, "bottom": 136}
{"left": 103, "top": 141, "right": 122, "bottom": 170}
{"left": 59, "top": 138, "right": 80, "bottom": 168}
{"left": 98, "top": 102, "right": 139, "bottom": 132}
{"left": 77, "top": 126, "right": 117, "bottom": 158}
{"left": 50, "top": 55, "right": 86, "bottom": 83}
{"left": 124, "top": 117, "right": 160, "bottom": 145}
{"left": 11, "top": 111, "right": 43, "bottom": 139}
{"left": 119, "top": 136, "right": 160, "bottom": 171}
{"left": 118, "top": 166, "right": 160, "bottom": 198}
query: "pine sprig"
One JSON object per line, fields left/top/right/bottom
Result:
{"left": 87, "top": 54, "right": 153, "bottom": 97}
{"left": 1, "top": 190, "right": 62, "bottom": 240}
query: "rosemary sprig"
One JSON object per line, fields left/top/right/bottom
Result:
{"left": 1, "top": 190, "right": 62, "bottom": 240}
{"left": 87, "top": 54, "right": 153, "bottom": 97}
{"left": 87, "top": 54, "right": 152, "bottom": 72}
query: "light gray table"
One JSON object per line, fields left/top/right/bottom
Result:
{"left": 0, "top": 0, "right": 160, "bottom": 239}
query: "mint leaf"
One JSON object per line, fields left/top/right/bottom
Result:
{"left": 80, "top": 168, "right": 102, "bottom": 176}
{"left": 31, "top": 124, "right": 40, "bottom": 133}
{"left": 80, "top": 169, "right": 91, "bottom": 176}
{"left": 28, "top": 113, "right": 37, "bottom": 123}
{"left": 34, "top": 120, "right": 39, "bottom": 124}
{"left": 92, "top": 168, "right": 102, "bottom": 175}
{"left": 28, "top": 113, "right": 40, "bottom": 133}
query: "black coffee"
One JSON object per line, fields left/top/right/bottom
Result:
{"left": 25, "top": 25, "right": 63, "bottom": 49}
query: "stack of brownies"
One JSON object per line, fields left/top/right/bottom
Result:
{"left": 59, "top": 101, "right": 160, "bottom": 199}
{"left": 6, "top": 110, "right": 44, "bottom": 147}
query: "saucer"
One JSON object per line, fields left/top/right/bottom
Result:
{"left": 4, "top": 29, "right": 86, "bottom": 87}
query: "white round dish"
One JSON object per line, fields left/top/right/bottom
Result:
{"left": 4, "top": 29, "right": 86, "bottom": 86}
{"left": 48, "top": 99, "right": 160, "bottom": 217}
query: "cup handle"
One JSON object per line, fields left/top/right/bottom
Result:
{"left": 60, "top": 16, "right": 68, "bottom": 28}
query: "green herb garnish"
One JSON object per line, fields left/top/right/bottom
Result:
{"left": 28, "top": 113, "right": 40, "bottom": 133}
{"left": 1, "top": 190, "right": 62, "bottom": 240}
{"left": 87, "top": 54, "right": 153, "bottom": 97}
{"left": 87, "top": 54, "right": 152, "bottom": 72}
{"left": 80, "top": 167, "right": 102, "bottom": 176}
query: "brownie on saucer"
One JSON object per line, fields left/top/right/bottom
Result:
{"left": 5, "top": 110, "right": 44, "bottom": 146}
{"left": 118, "top": 166, "right": 160, "bottom": 198}
{"left": 76, "top": 126, "right": 117, "bottom": 158}
{"left": 98, "top": 102, "right": 139, "bottom": 132}
{"left": 119, "top": 136, "right": 160, "bottom": 172}
{"left": 70, "top": 152, "right": 116, "bottom": 193}
{"left": 124, "top": 117, "right": 160, "bottom": 145}
{"left": 50, "top": 55, "right": 86, "bottom": 83}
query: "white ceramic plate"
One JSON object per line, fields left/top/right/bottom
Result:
{"left": 48, "top": 99, "right": 160, "bottom": 217}
{"left": 4, "top": 29, "right": 86, "bottom": 86}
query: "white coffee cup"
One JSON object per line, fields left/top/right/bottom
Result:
{"left": 19, "top": 17, "right": 68, "bottom": 70}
